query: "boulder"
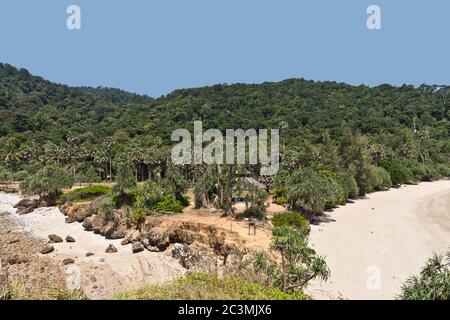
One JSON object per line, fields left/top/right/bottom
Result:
{"left": 63, "top": 258, "right": 75, "bottom": 265}
{"left": 168, "top": 228, "right": 196, "bottom": 245}
{"left": 85, "top": 252, "right": 94, "bottom": 257}
{"left": 144, "top": 227, "right": 169, "bottom": 251}
{"left": 48, "top": 234, "right": 63, "bottom": 243}
{"left": 121, "top": 229, "right": 141, "bottom": 245}
{"left": 65, "top": 236, "right": 75, "bottom": 243}
{"left": 40, "top": 245, "right": 55, "bottom": 254}
{"left": 101, "top": 221, "right": 116, "bottom": 239}
{"left": 105, "top": 244, "right": 117, "bottom": 253}
{"left": 132, "top": 242, "right": 144, "bottom": 254}
{"left": 17, "top": 206, "right": 35, "bottom": 215}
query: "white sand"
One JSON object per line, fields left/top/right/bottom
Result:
{"left": 0, "top": 193, "right": 186, "bottom": 299}
{"left": 308, "top": 180, "right": 450, "bottom": 300}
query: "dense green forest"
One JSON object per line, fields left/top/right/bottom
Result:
{"left": 0, "top": 63, "right": 449, "bottom": 216}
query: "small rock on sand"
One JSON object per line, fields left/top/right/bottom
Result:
{"left": 40, "top": 245, "right": 55, "bottom": 254}
{"left": 86, "top": 252, "right": 94, "bottom": 257}
{"left": 66, "top": 236, "right": 76, "bottom": 242}
{"left": 132, "top": 242, "right": 144, "bottom": 254}
{"left": 105, "top": 244, "right": 117, "bottom": 253}
{"left": 48, "top": 234, "right": 63, "bottom": 243}
{"left": 63, "top": 258, "right": 75, "bottom": 265}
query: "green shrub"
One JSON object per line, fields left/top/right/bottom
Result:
{"left": 61, "top": 185, "right": 111, "bottom": 203}
{"left": 336, "top": 172, "right": 359, "bottom": 199}
{"left": 240, "top": 206, "right": 266, "bottom": 220}
{"left": 435, "top": 163, "right": 450, "bottom": 177}
{"left": 117, "top": 273, "right": 308, "bottom": 300}
{"left": 179, "top": 195, "right": 191, "bottom": 207}
{"left": 420, "top": 163, "right": 439, "bottom": 181}
{"left": 399, "top": 252, "right": 450, "bottom": 300}
{"left": 272, "top": 212, "right": 310, "bottom": 232}
{"left": 154, "top": 195, "right": 184, "bottom": 213}
{"left": 22, "top": 165, "right": 73, "bottom": 201}
{"left": 371, "top": 166, "right": 392, "bottom": 190}
{"left": 380, "top": 159, "right": 413, "bottom": 185}
{"left": 275, "top": 196, "right": 287, "bottom": 206}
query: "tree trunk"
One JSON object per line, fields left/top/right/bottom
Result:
{"left": 225, "top": 165, "right": 233, "bottom": 215}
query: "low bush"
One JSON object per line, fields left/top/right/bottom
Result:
{"left": 274, "top": 196, "right": 287, "bottom": 206}
{"left": 116, "top": 273, "right": 308, "bottom": 300}
{"left": 60, "top": 185, "right": 111, "bottom": 203}
{"left": 380, "top": 159, "right": 413, "bottom": 185}
{"left": 154, "top": 195, "right": 184, "bottom": 213}
{"left": 336, "top": 172, "right": 359, "bottom": 199}
{"left": 272, "top": 212, "right": 310, "bottom": 231}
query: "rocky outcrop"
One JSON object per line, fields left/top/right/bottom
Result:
{"left": 59, "top": 202, "right": 92, "bottom": 223}
{"left": 14, "top": 198, "right": 39, "bottom": 215}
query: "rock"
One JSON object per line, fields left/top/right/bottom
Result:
{"left": 99, "top": 258, "right": 105, "bottom": 262}
{"left": 60, "top": 202, "right": 91, "bottom": 223}
{"left": 63, "top": 258, "right": 75, "bottom": 265}
{"left": 171, "top": 243, "right": 198, "bottom": 269}
{"left": 8, "top": 239, "right": 19, "bottom": 244}
{"left": 66, "top": 236, "right": 75, "bottom": 243}
{"left": 109, "top": 218, "right": 128, "bottom": 239}
{"left": 169, "top": 228, "right": 196, "bottom": 245}
{"left": 17, "top": 206, "right": 35, "bottom": 215}
{"left": 6, "top": 255, "right": 28, "bottom": 265}
{"left": 14, "top": 198, "right": 38, "bottom": 209}
{"left": 105, "top": 244, "right": 117, "bottom": 253}
{"left": 48, "top": 234, "right": 63, "bottom": 243}
{"left": 90, "top": 195, "right": 111, "bottom": 211}
{"left": 101, "top": 221, "right": 116, "bottom": 239}
{"left": 40, "top": 245, "right": 55, "bottom": 254}
{"left": 83, "top": 214, "right": 106, "bottom": 234}
{"left": 144, "top": 227, "right": 169, "bottom": 251}
{"left": 86, "top": 252, "right": 94, "bottom": 257}
{"left": 121, "top": 229, "right": 140, "bottom": 245}
{"left": 132, "top": 242, "right": 144, "bottom": 254}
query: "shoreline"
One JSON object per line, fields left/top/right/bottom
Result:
{"left": 307, "top": 180, "right": 450, "bottom": 300}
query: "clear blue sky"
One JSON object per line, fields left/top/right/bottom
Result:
{"left": 0, "top": 0, "right": 449, "bottom": 97}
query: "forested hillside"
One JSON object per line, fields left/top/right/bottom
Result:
{"left": 0, "top": 63, "right": 449, "bottom": 213}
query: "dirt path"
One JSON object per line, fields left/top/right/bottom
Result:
{"left": 307, "top": 180, "right": 450, "bottom": 300}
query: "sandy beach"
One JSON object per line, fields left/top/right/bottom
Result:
{"left": 308, "top": 180, "right": 450, "bottom": 300}
{"left": 0, "top": 193, "right": 186, "bottom": 299}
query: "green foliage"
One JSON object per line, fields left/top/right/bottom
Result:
{"left": 284, "top": 168, "right": 337, "bottom": 217}
{"left": 255, "top": 226, "right": 330, "bottom": 292}
{"left": 160, "top": 166, "right": 188, "bottom": 200}
{"left": 154, "top": 195, "right": 184, "bottom": 213}
{"left": 135, "top": 180, "right": 164, "bottom": 209}
{"left": 194, "top": 174, "right": 216, "bottom": 208}
{"left": 112, "top": 165, "right": 136, "bottom": 208}
{"left": 399, "top": 252, "right": 450, "bottom": 300}
{"left": 117, "top": 273, "right": 308, "bottom": 300}
{"left": 241, "top": 187, "right": 269, "bottom": 220}
{"left": 60, "top": 185, "right": 110, "bottom": 203}
{"left": 274, "top": 196, "right": 287, "bottom": 206}
{"left": 336, "top": 172, "right": 359, "bottom": 199}
{"left": 380, "top": 159, "right": 413, "bottom": 185}
{"left": 22, "top": 165, "right": 73, "bottom": 200}
{"left": 272, "top": 212, "right": 310, "bottom": 231}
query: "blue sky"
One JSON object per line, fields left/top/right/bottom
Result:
{"left": 0, "top": 0, "right": 449, "bottom": 97}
